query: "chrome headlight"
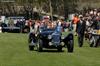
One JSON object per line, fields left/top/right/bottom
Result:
{"left": 61, "top": 36, "right": 64, "bottom": 39}
{"left": 39, "top": 30, "right": 42, "bottom": 33}
{"left": 48, "top": 35, "right": 52, "bottom": 39}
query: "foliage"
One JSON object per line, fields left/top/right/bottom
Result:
{"left": 0, "top": 0, "right": 100, "bottom": 17}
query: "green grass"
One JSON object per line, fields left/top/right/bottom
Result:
{"left": 0, "top": 33, "right": 100, "bottom": 66}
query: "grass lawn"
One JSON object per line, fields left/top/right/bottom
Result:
{"left": 0, "top": 33, "right": 100, "bottom": 66}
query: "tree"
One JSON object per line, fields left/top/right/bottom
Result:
{"left": 64, "top": 0, "right": 79, "bottom": 18}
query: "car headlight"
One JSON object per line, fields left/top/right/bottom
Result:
{"left": 48, "top": 35, "right": 52, "bottom": 39}
{"left": 61, "top": 36, "right": 64, "bottom": 39}
{"left": 39, "top": 30, "right": 42, "bottom": 33}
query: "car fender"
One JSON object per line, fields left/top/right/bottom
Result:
{"left": 63, "top": 33, "right": 74, "bottom": 44}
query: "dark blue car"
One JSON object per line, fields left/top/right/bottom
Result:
{"left": 28, "top": 25, "right": 74, "bottom": 52}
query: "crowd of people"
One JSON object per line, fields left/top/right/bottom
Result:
{"left": 0, "top": 8, "right": 100, "bottom": 47}
{"left": 30, "top": 8, "right": 100, "bottom": 47}
{"left": 72, "top": 8, "right": 100, "bottom": 47}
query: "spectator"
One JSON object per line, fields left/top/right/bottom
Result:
{"left": 72, "top": 14, "right": 80, "bottom": 35}
{"left": 76, "top": 16, "right": 86, "bottom": 47}
{"left": 8, "top": 18, "right": 14, "bottom": 27}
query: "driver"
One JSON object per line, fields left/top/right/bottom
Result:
{"left": 41, "top": 16, "right": 55, "bottom": 29}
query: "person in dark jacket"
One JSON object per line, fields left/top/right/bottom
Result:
{"left": 76, "top": 16, "right": 86, "bottom": 47}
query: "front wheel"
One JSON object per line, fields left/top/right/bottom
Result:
{"left": 29, "top": 46, "right": 34, "bottom": 51}
{"left": 37, "top": 39, "right": 43, "bottom": 52}
{"left": 67, "top": 40, "right": 74, "bottom": 52}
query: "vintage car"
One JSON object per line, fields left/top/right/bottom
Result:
{"left": 2, "top": 27, "right": 20, "bottom": 33}
{"left": 28, "top": 25, "right": 74, "bottom": 52}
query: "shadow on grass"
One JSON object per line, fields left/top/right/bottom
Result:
{"left": 34, "top": 49, "right": 65, "bottom": 53}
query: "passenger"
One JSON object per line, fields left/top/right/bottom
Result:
{"left": 41, "top": 16, "right": 54, "bottom": 29}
